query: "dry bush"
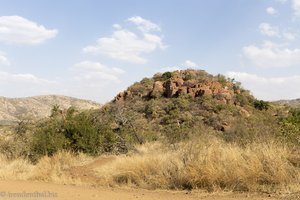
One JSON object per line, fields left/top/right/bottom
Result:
{"left": 30, "top": 151, "right": 93, "bottom": 185}
{"left": 0, "top": 133, "right": 30, "bottom": 159}
{"left": 0, "top": 154, "right": 34, "bottom": 180}
{"left": 95, "top": 138, "right": 300, "bottom": 192}
{"left": 0, "top": 151, "right": 94, "bottom": 185}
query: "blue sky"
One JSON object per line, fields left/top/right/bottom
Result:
{"left": 0, "top": 0, "right": 300, "bottom": 102}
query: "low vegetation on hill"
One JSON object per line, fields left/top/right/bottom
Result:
{"left": 275, "top": 99, "right": 300, "bottom": 108}
{"left": 0, "top": 69, "right": 300, "bottom": 193}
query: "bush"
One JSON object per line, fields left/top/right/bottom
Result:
{"left": 0, "top": 121, "right": 32, "bottom": 159}
{"left": 217, "top": 74, "right": 227, "bottom": 87}
{"left": 254, "top": 100, "right": 270, "bottom": 110}
{"left": 30, "top": 125, "right": 67, "bottom": 162}
{"left": 29, "top": 106, "right": 125, "bottom": 162}
{"left": 278, "top": 108, "right": 300, "bottom": 146}
{"left": 234, "top": 93, "right": 250, "bottom": 106}
{"left": 161, "top": 72, "right": 172, "bottom": 80}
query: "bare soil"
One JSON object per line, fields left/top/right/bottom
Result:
{"left": 0, "top": 180, "right": 294, "bottom": 200}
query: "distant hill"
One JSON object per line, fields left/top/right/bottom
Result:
{"left": 0, "top": 95, "right": 101, "bottom": 125}
{"left": 275, "top": 99, "right": 300, "bottom": 108}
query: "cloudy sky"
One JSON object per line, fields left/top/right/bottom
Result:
{"left": 1, "top": 0, "right": 300, "bottom": 102}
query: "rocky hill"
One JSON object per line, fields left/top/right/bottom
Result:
{"left": 0, "top": 95, "right": 101, "bottom": 125}
{"left": 103, "top": 69, "right": 280, "bottom": 144}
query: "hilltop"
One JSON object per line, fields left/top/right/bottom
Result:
{"left": 0, "top": 95, "right": 101, "bottom": 125}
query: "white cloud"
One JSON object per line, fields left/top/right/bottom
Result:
{"left": 73, "top": 61, "right": 125, "bottom": 82}
{"left": 0, "top": 71, "right": 59, "bottom": 97}
{"left": 68, "top": 61, "right": 126, "bottom": 102}
{"left": 226, "top": 71, "right": 300, "bottom": 100}
{"left": 258, "top": 23, "right": 296, "bottom": 40}
{"left": 160, "top": 60, "right": 198, "bottom": 72}
{"left": 266, "top": 7, "right": 277, "bottom": 15}
{"left": 160, "top": 66, "right": 181, "bottom": 72}
{"left": 259, "top": 23, "right": 280, "bottom": 37}
{"left": 0, "top": 15, "right": 58, "bottom": 45}
{"left": 83, "top": 16, "right": 166, "bottom": 64}
{"left": 127, "top": 16, "right": 161, "bottom": 33}
{"left": 0, "top": 71, "right": 55, "bottom": 84}
{"left": 112, "top": 24, "right": 122, "bottom": 29}
{"left": 243, "top": 41, "right": 300, "bottom": 68}
{"left": 0, "top": 51, "right": 10, "bottom": 66}
{"left": 293, "top": 0, "right": 300, "bottom": 16}
{"left": 282, "top": 31, "right": 296, "bottom": 40}
{"left": 183, "top": 60, "right": 197, "bottom": 68}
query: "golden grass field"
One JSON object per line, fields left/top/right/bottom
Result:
{"left": 0, "top": 136, "right": 300, "bottom": 199}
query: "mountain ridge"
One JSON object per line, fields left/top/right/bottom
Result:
{"left": 0, "top": 95, "right": 101, "bottom": 125}
{"left": 274, "top": 99, "right": 300, "bottom": 108}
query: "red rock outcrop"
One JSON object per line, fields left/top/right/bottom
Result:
{"left": 114, "top": 70, "right": 236, "bottom": 104}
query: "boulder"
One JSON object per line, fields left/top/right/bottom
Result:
{"left": 150, "top": 81, "right": 164, "bottom": 98}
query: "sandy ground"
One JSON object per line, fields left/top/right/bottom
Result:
{"left": 0, "top": 180, "right": 296, "bottom": 200}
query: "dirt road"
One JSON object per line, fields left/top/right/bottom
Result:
{"left": 0, "top": 180, "right": 293, "bottom": 200}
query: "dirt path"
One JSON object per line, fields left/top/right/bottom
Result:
{"left": 0, "top": 180, "right": 291, "bottom": 200}
{"left": 69, "top": 155, "right": 115, "bottom": 184}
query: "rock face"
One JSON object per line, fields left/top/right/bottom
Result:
{"left": 150, "top": 81, "right": 164, "bottom": 98}
{"left": 0, "top": 95, "right": 101, "bottom": 125}
{"left": 114, "top": 70, "right": 235, "bottom": 104}
{"left": 162, "top": 78, "right": 233, "bottom": 101}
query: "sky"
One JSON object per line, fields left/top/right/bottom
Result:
{"left": 0, "top": 0, "right": 300, "bottom": 103}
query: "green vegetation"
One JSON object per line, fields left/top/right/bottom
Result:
{"left": 278, "top": 108, "right": 300, "bottom": 146}
{"left": 254, "top": 99, "right": 270, "bottom": 110}
{"left": 29, "top": 106, "right": 130, "bottom": 161}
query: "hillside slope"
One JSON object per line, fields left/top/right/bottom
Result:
{"left": 0, "top": 95, "right": 101, "bottom": 125}
{"left": 275, "top": 99, "right": 300, "bottom": 108}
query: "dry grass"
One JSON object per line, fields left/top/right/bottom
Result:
{"left": 0, "top": 137, "right": 299, "bottom": 193}
{"left": 0, "top": 154, "right": 34, "bottom": 180}
{"left": 95, "top": 138, "right": 300, "bottom": 192}
{"left": 0, "top": 151, "right": 94, "bottom": 185}
{"left": 30, "top": 151, "right": 93, "bottom": 185}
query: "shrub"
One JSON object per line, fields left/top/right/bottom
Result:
{"left": 30, "top": 120, "right": 69, "bottom": 162}
{"left": 161, "top": 72, "right": 172, "bottom": 80}
{"left": 217, "top": 74, "right": 227, "bottom": 87}
{"left": 0, "top": 121, "right": 32, "bottom": 159}
{"left": 278, "top": 108, "right": 300, "bottom": 146}
{"left": 29, "top": 106, "right": 125, "bottom": 162}
{"left": 183, "top": 73, "right": 192, "bottom": 81}
{"left": 254, "top": 100, "right": 270, "bottom": 110}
